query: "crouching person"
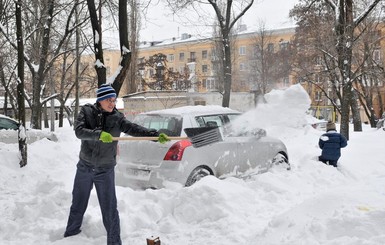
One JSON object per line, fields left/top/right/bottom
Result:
{"left": 318, "top": 122, "right": 347, "bottom": 167}
{"left": 64, "top": 84, "right": 159, "bottom": 245}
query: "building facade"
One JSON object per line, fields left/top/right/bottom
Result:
{"left": 77, "top": 25, "right": 384, "bottom": 123}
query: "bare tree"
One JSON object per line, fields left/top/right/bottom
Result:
{"left": 290, "top": 0, "right": 381, "bottom": 139}
{"left": 1, "top": 0, "right": 90, "bottom": 129}
{"left": 353, "top": 17, "right": 385, "bottom": 127}
{"left": 86, "top": 0, "right": 132, "bottom": 95}
{"left": 250, "top": 22, "right": 276, "bottom": 95}
{"left": 0, "top": 0, "right": 18, "bottom": 117}
{"left": 165, "top": 0, "right": 254, "bottom": 107}
{"left": 244, "top": 21, "right": 293, "bottom": 105}
{"left": 324, "top": 0, "right": 381, "bottom": 138}
{"left": 139, "top": 53, "right": 191, "bottom": 91}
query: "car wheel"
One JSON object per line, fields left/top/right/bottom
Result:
{"left": 185, "top": 166, "right": 211, "bottom": 187}
{"left": 272, "top": 153, "right": 291, "bottom": 170}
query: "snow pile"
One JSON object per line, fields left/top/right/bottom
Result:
{"left": 232, "top": 84, "right": 312, "bottom": 136}
{"left": 1, "top": 85, "right": 385, "bottom": 245}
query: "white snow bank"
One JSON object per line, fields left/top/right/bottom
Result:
{"left": 1, "top": 84, "right": 385, "bottom": 245}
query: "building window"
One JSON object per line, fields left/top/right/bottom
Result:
{"left": 267, "top": 43, "right": 274, "bottom": 52}
{"left": 211, "top": 48, "right": 220, "bottom": 61}
{"left": 239, "top": 46, "right": 246, "bottom": 55}
{"left": 202, "top": 64, "right": 208, "bottom": 73}
{"left": 240, "top": 62, "right": 246, "bottom": 71}
{"left": 179, "top": 52, "right": 185, "bottom": 61}
{"left": 315, "top": 91, "right": 322, "bottom": 101}
{"left": 189, "top": 52, "right": 196, "bottom": 62}
{"left": 279, "top": 41, "right": 289, "bottom": 50}
{"left": 206, "top": 78, "right": 217, "bottom": 91}
{"left": 202, "top": 78, "right": 206, "bottom": 88}
{"left": 168, "top": 54, "right": 174, "bottom": 62}
{"left": 194, "top": 100, "right": 206, "bottom": 106}
{"left": 202, "top": 50, "right": 208, "bottom": 60}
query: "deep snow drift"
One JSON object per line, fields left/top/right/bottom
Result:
{"left": 1, "top": 84, "right": 385, "bottom": 245}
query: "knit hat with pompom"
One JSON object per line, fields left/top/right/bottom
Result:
{"left": 96, "top": 84, "right": 116, "bottom": 102}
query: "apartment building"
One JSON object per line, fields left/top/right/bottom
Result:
{"left": 135, "top": 26, "right": 295, "bottom": 94}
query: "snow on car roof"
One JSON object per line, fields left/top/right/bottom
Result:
{"left": 143, "top": 105, "right": 240, "bottom": 116}
{"left": 0, "top": 114, "right": 17, "bottom": 122}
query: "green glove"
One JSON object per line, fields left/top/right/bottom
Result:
{"left": 99, "top": 131, "right": 113, "bottom": 143}
{"left": 158, "top": 133, "right": 170, "bottom": 144}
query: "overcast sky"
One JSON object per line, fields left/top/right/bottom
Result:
{"left": 138, "top": 0, "right": 299, "bottom": 41}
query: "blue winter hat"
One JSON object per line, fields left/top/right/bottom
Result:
{"left": 96, "top": 84, "right": 116, "bottom": 102}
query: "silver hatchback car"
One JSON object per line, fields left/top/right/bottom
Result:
{"left": 116, "top": 105, "right": 289, "bottom": 189}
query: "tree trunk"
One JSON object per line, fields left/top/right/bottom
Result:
{"left": 16, "top": 0, "right": 27, "bottom": 167}
{"left": 113, "top": 0, "right": 131, "bottom": 95}
{"left": 339, "top": 85, "right": 351, "bottom": 138}
{"left": 74, "top": 0, "right": 81, "bottom": 121}
{"left": 87, "top": 0, "right": 106, "bottom": 86}
{"left": 0, "top": 63, "right": 8, "bottom": 116}
{"left": 126, "top": 0, "right": 139, "bottom": 94}
{"left": 43, "top": 104, "right": 49, "bottom": 128}
{"left": 375, "top": 86, "right": 384, "bottom": 117}
{"left": 50, "top": 70, "right": 55, "bottom": 131}
{"left": 335, "top": 0, "right": 355, "bottom": 140}
{"left": 222, "top": 35, "right": 232, "bottom": 108}
{"left": 351, "top": 90, "right": 362, "bottom": 131}
{"left": 31, "top": 0, "right": 55, "bottom": 129}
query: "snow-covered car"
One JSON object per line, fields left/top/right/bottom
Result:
{"left": 0, "top": 114, "right": 58, "bottom": 144}
{"left": 116, "top": 105, "right": 289, "bottom": 189}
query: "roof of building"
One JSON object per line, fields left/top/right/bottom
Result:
{"left": 138, "top": 26, "right": 296, "bottom": 50}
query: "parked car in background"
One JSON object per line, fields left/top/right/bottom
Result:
{"left": 116, "top": 105, "right": 289, "bottom": 189}
{"left": 0, "top": 114, "right": 58, "bottom": 144}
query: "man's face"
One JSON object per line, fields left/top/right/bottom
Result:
{"left": 99, "top": 97, "right": 116, "bottom": 112}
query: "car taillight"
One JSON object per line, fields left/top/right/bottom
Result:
{"left": 163, "top": 140, "right": 192, "bottom": 161}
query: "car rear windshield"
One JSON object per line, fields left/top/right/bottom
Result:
{"left": 0, "top": 118, "right": 19, "bottom": 130}
{"left": 133, "top": 114, "right": 182, "bottom": 136}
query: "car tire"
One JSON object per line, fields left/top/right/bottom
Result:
{"left": 272, "top": 153, "right": 291, "bottom": 170}
{"left": 185, "top": 166, "right": 211, "bottom": 187}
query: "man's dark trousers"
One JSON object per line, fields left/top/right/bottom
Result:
{"left": 65, "top": 160, "right": 122, "bottom": 245}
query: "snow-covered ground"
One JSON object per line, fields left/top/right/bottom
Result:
{"left": 1, "top": 85, "right": 385, "bottom": 245}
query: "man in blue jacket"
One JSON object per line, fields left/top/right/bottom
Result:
{"left": 318, "top": 122, "right": 347, "bottom": 167}
{"left": 64, "top": 84, "right": 160, "bottom": 245}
